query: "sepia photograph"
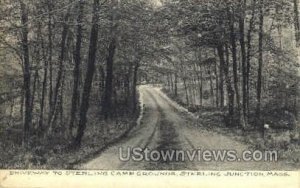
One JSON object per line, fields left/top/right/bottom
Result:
{"left": 0, "top": 0, "right": 299, "bottom": 187}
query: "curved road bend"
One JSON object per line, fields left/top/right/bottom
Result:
{"left": 77, "top": 85, "right": 296, "bottom": 170}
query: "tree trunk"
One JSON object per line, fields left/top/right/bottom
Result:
{"left": 199, "top": 65, "right": 203, "bottom": 106}
{"left": 125, "top": 64, "right": 132, "bottom": 104}
{"left": 218, "top": 49, "right": 224, "bottom": 108}
{"left": 294, "top": 0, "right": 300, "bottom": 120}
{"left": 294, "top": 0, "right": 300, "bottom": 47}
{"left": 20, "top": 0, "right": 32, "bottom": 146}
{"left": 74, "top": 0, "right": 100, "bottom": 147}
{"left": 246, "top": 0, "right": 257, "bottom": 113}
{"left": 214, "top": 60, "right": 219, "bottom": 107}
{"left": 183, "top": 77, "right": 189, "bottom": 106}
{"left": 209, "top": 66, "right": 215, "bottom": 106}
{"left": 20, "top": 86, "right": 24, "bottom": 124}
{"left": 239, "top": 0, "right": 247, "bottom": 128}
{"left": 170, "top": 73, "right": 174, "bottom": 93}
{"left": 132, "top": 61, "right": 139, "bottom": 113}
{"left": 103, "top": 38, "right": 117, "bottom": 119}
{"left": 39, "top": 31, "right": 48, "bottom": 130}
{"left": 59, "top": 70, "right": 66, "bottom": 130}
{"left": 30, "top": 69, "right": 38, "bottom": 118}
{"left": 174, "top": 73, "right": 178, "bottom": 97}
{"left": 69, "top": 0, "right": 84, "bottom": 136}
{"left": 166, "top": 74, "right": 170, "bottom": 90}
{"left": 48, "top": 4, "right": 71, "bottom": 130}
{"left": 192, "top": 77, "right": 197, "bottom": 106}
{"left": 218, "top": 44, "right": 235, "bottom": 126}
{"left": 47, "top": 0, "right": 53, "bottom": 118}
{"left": 256, "top": 0, "right": 264, "bottom": 134}
{"left": 102, "top": 0, "right": 118, "bottom": 120}
{"left": 229, "top": 6, "right": 241, "bottom": 126}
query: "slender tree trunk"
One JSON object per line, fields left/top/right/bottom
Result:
{"left": 229, "top": 6, "right": 241, "bottom": 126}
{"left": 20, "top": 0, "right": 32, "bottom": 146}
{"left": 48, "top": 4, "right": 71, "bottom": 130}
{"left": 294, "top": 0, "right": 300, "bottom": 120}
{"left": 174, "top": 73, "right": 178, "bottom": 97}
{"left": 199, "top": 65, "right": 203, "bottom": 106}
{"left": 47, "top": 1, "right": 53, "bottom": 117}
{"left": 8, "top": 81, "right": 15, "bottom": 126}
{"left": 183, "top": 77, "right": 189, "bottom": 106}
{"left": 214, "top": 60, "right": 219, "bottom": 107}
{"left": 98, "top": 65, "right": 105, "bottom": 105}
{"left": 39, "top": 31, "right": 48, "bottom": 130}
{"left": 277, "top": 25, "right": 283, "bottom": 49}
{"left": 74, "top": 0, "right": 100, "bottom": 147}
{"left": 31, "top": 69, "right": 38, "bottom": 117}
{"left": 125, "top": 64, "right": 132, "bottom": 104}
{"left": 103, "top": 38, "right": 117, "bottom": 119}
{"left": 193, "top": 62, "right": 201, "bottom": 106}
{"left": 9, "top": 88, "right": 15, "bottom": 126}
{"left": 239, "top": 0, "right": 247, "bottom": 128}
{"left": 31, "top": 30, "right": 41, "bottom": 117}
{"left": 69, "top": 0, "right": 84, "bottom": 136}
{"left": 218, "top": 44, "right": 235, "bottom": 126}
{"left": 103, "top": 0, "right": 118, "bottom": 120}
{"left": 59, "top": 70, "right": 66, "bottom": 130}
{"left": 192, "top": 61, "right": 201, "bottom": 106}
{"left": 246, "top": 0, "right": 257, "bottom": 113}
{"left": 166, "top": 75, "right": 170, "bottom": 90}
{"left": 170, "top": 73, "right": 174, "bottom": 93}
{"left": 20, "top": 86, "right": 24, "bottom": 123}
{"left": 196, "top": 50, "right": 204, "bottom": 106}
{"left": 256, "top": 0, "right": 264, "bottom": 134}
{"left": 132, "top": 61, "right": 139, "bottom": 113}
{"left": 192, "top": 77, "right": 197, "bottom": 106}
{"left": 189, "top": 78, "right": 195, "bottom": 106}
{"left": 218, "top": 49, "right": 225, "bottom": 108}
{"left": 209, "top": 66, "right": 215, "bottom": 106}
{"left": 294, "top": 0, "right": 300, "bottom": 47}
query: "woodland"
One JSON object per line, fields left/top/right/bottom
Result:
{"left": 0, "top": 0, "right": 299, "bottom": 168}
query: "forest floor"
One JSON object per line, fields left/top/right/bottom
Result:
{"left": 0, "top": 99, "right": 140, "bottom": 169}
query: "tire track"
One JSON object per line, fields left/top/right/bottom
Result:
{"left": 144, "top": 88, "right": 197, "bottom": 170}
{"left": 119, "top": 88, "right": 161, "bottom": 169}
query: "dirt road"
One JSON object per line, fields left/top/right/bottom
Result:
{"left": 78, "top": 85, "right": 295, "bottom": 170}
